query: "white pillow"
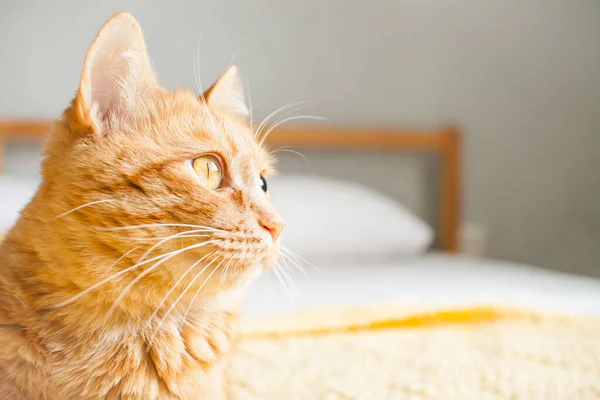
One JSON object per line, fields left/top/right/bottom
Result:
{"left": 269, "top": 174, "right": 433, "bottom": 258}
{"left": 0, "top": 176, "right": 39, "bottom": 232}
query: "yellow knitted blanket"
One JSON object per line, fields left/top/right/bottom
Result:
{"left": 231, "top": 306, "right": 600, "bottom": 399}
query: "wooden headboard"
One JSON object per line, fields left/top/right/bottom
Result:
{"left": 0, "top": 120, "right": 462, "bottom": 252}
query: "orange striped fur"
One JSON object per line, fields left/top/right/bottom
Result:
{"left": 0, "top": 12, "right": 283, "bottom": 399}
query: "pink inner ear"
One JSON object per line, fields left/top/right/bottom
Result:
{"left": 78, "top": 13, "right": 157, "bottom": 127}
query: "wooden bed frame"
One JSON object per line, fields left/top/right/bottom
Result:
{"left": 0, "top": 120, "right": 462, "bottom": 252}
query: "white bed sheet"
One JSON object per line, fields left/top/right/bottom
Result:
{"left": 244, "top": 253, "right": 600, "bottom": 317}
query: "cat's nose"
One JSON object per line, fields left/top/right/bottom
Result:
{"left": 262, "top": 220, "right": 285, "bottom": 242}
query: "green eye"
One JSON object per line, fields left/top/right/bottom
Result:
{"left": 192, "top": 156, "right": 222, "bottom": 190}
{"left": 260, "top": 175, "right": 267, "bottom": 192}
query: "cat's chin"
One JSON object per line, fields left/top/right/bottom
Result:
{"left": 210, "top": 258, "right": 266, "bottom": 292}
{"left": 261, "top": 246, "right": 281, "bottom": 271}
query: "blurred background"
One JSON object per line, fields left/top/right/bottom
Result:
{"left": 1, "top": 1, "right": 599, "bottom": 277}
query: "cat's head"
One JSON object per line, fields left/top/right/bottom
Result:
{"left": 42, "top": 13, "right": 283, "bottom": 304}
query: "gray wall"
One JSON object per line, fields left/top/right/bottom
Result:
{"left": 1, "top": 1, "right": 600, "bottom": 276}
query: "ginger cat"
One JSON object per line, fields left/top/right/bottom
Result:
{"left": 0, "top": 12, "right": 284, "bottom": 399}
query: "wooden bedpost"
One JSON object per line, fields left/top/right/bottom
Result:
{"left": 0, "top": 136, "right": 4, "bottom": 176}
{"left": 439, "top": 125, "right": 462, "bottom": 253}
{"left": 0, "top": 120, "right": 53, "bottom": 176}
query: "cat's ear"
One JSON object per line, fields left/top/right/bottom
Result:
{"left": 70, "top": 12, "right": 157, "bottom": 136}
{"left": 203, "top": 66, "right": 249, "bottom": 118}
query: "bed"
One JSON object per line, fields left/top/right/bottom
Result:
{"left": 245, "top": 254, "right": 600, "bottom": 318}
{"left": 2, "top": 120, "right": 600, "bottom": 399}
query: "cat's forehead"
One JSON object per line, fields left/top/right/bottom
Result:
{"left": 205, "top": 116, "right": 272, "bottom": 173}
{"left": 144, "top": 90, "right": 271, "bottom": 169}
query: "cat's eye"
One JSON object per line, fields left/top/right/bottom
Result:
{"left": 192, "top": 156, "right": 222, "bottom": 190}
{"left": 260, "top": 175, "right": 267, "bottom": 192}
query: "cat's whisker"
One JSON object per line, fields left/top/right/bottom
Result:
{"left": 267, "top": 145, "right": 301, "bottom": 153}
{"left": 193, "top": 53, "right": 200, "bottom": 95}
{"left": 102, "top": 246, "right": 140, "bottom": 274}
{"left": 278, "top": 257, "right": 301, "bottom": 292}
{"left": 194, "top": 30, "right": 219, "bottom": 134}
{"left": 136, "top": 229, "right": 215, "bottom": 263}
{"left": 278, "top": 250, "right": 307, "bottom": 276}
{"left": 219, "top": 254, "right": 233, "bottom": 289}
{"left": 281, "top": 246, "right": 321, "bottom": 272}
{"left": 111, "top": 233, "right": 212, "bottom": 242}
{"left": 104, "top": 240, "right": 220, "bottom": 321}
{"left": 254, "top": 99, "right": 312, "bottom": 140}
{"left": 275, "top": 250, "right": 303, "bottom": 291}
{"left": 257, "top": 104, "right": 311, "bottom": 141}
{"left": 269, "top": 148, "right": 309, "bottom": 163}
{"left": 265, "top": 261, "right": 274, "bottom": 290}
{"left": 147, "top": 255, "right": 226, "bottom": 350}
{"left": 271, "top": 264, "right": 293, "bottom": 303}
{"left": 246, "top": 77, "right": 254, "bottom": 137}
{"left": 180, "top": 256, "right": 232, "bottom": 330}
{"left": 50, "top": 199, "right": 117, "bottom": 221}
{"left": 260, "top": 115, "right": 327, "bottom": 145}
{"left": 145, "top": 251, "right": 217, "bottom": 329}
{"left": 51, "top": 240, "right": 220, "bottom": 309}
{"left": 150, "top": 255, "right": 219, "bottom": 330}
{"left": 92, "top": 223, "right": 223, "bottom": 232}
